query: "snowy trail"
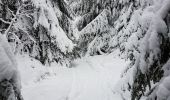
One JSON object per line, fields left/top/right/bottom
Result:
{"left": 20, "top": 53, "right": 129, "bottom": 100}
{"left": 68, "top": 60, "right": 115, "bottom": 100}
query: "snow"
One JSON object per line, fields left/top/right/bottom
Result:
{"left": 154, "top": 59, "right": 170, "bottom": 100}
{"left": 31, "top": 0, "right": 75, "bottom": 53}
{"left": 0, "top": 0, "right": 2, "bottom": 4}
{"left": 116, "top": 0, "right": 170, "bottom": 99}
{"left": 17, "top": 51, "right": 129, "bottom": 100}
{"left": 38, "top": 9, "right": 50, "bottom": 29}
{"left": 135, "top": 0, "right": 170, "bottom": 74}
{"left": 50, "top": 24, "right": 75, "bottom": 53}
{"left": 0, "top": 33, "right": 21, "bottom": 92}
{"left": 79, "top": 9, "right": 110, "bottom": 37}
{"left": 2, "top": 0, "right": 170, "bottom": 99}
{"left": 156, "top": 77, "right": 170, "bottom": 100}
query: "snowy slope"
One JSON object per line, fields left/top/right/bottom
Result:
{"left": 0, "top": 34, "right": 21, "bottom": 94}
{"left": 17, "top": 51, "right": 129, "bottom": 100}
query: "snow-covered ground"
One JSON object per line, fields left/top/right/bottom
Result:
{"left": 17, "top": 51, "right": 129, "bottom": 100}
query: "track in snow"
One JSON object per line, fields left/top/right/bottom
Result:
{"left": 22, "top": 54, "right": 129, "bottom": 100}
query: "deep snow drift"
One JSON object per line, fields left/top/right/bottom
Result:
{"left": 17, "top": 51, "right": 129, "bottom": 100}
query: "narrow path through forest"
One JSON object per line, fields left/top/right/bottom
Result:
{"left": 20, "top": 53, "right": 129, "bottom": 100}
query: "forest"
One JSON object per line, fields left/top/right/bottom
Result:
{"left": 0, "top": 0, "right": 170, "bottom": 100}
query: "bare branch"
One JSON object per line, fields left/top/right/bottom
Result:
{"left": 22, "top": 3, "right": 33, "bottom": 7}
{"left": 19, "top": 13, "right": 33, "bottom": 19}
{"left": 0, "top": 29, "right": 6, "bottom": 32}
{"left": 19, "top": 29, "right": 36, "bottom": 42}
{"left": 0, "top": 18, "right": 11, "bottom": 24}
{"left": 24, "top": 31, "right": 36, "bottom": 43}
{"left": 4, "top": 19, "right": 15, "bottom": 36}
{"left": 5, "top": 5, "right": 22, "bottom": 37}
{"left": 3, "top": 2, "right": 36, "bottom": 44}
{"left": 7, "top": 7, "right": 16, "bottom": 17}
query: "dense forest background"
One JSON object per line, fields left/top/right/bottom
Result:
{"left": 0, "top": 0, "right": 170, "bottom": 99}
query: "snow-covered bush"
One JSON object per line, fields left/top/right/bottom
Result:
{"left": 112, "top": 0, "right": 170, "bottom": 99}
{"left": 0, "top": 33, "right": 22, "bottom": 100}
